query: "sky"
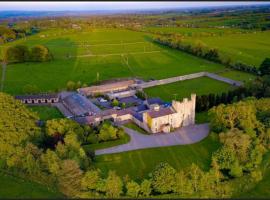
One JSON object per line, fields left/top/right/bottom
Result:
{"left": 0, "top": 1, "right": 269, "bottom": 11}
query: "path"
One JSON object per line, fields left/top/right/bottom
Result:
{"left": 95, "top": 123, "right": 209, "bottom": 155}
{"left": 70, "top": 50, "right": 166, "bottom": 58}
{"left": 135, "top": 71, "right": 243, "bottom": 89}
{"left": 0, "top": 62, "right": 6, "bottom": 92}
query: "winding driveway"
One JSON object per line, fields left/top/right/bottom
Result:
{"left": 95, "top": 123, "right": 210, "bottom": 155}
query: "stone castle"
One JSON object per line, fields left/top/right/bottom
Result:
{"left": 82, "top": 94, "right": 196, "bottom": 134}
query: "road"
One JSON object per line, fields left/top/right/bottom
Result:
{"left": 95, "top": 123, "right": 210, "bottom": 155}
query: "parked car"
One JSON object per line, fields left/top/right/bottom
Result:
{"left": 99, "top": 98, "right": 108, "bottom": 103}
{"left": 113, "top": 106, "right": 121, "bottom": 110}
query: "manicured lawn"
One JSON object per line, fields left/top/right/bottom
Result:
{"left": 83, "top": 133, "right": 130, "bottom": 151}
{"left": 0, "top": 172, "right": 63, "bottom": 198}
{"left": 94, "top": 133, "right": 220, "bottom": 181}
{"left": 124, "top": 122, "right": 149, "bottom": 135}
{"left": 29, "top": 106, "right": 64, "bottom": 121}
{"left": 218, "top": 70, "right": 256, "bottom": 82}
{"left": 1, "top": 28, "right": 227, "bottom": 95}
{"left": 144, "top": 76, "right": 236, "bottom": 102}
{"left": 195, "top": 111, "right": 210, "bottom": 124}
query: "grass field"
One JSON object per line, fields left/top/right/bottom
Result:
{"left": 94, "top": 133, "right": 220, "bottom": 181}
{"left": 185, "top": 31, "right": 270, "bottom": 67}
{"left": 124, "top": 122, "right": 149, "bottom": 135}
{"left": 0, "top": 172, "right": 62, "bottom": 198}
{"left": 83, "top": 133, "right": 130, "bottom": 151}
{"left": 0, "top": 28, "right": 232, "bottom": 95}
{"left": 144, "top": 27, "right": 270, "bottom": 67}
{"left": 144, "top": 27, "right": 250, "bottom": 36}
{"left": 144, "top": 77, "right": 236, "bottom": 102}
{"left": 29, "top": 106, "right": 64, "bottom": 121}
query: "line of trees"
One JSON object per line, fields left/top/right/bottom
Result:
{"left": 196, "top": 60, "right": 270, "bottom": 112}
{"left": 3, "top": 44, "right": 53, "bottom": 64}
{"left": 0, "top": 25, "right": 39, "bottom": 44}
{"left": 153, "top": 34, "right": 259, "bottom": 75}
{"left": 196, "top": 87, "right": 250, "bottom": 112}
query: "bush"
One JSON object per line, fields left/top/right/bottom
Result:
{"left": 31, "top": 45, "right": 52, "bottom": 62}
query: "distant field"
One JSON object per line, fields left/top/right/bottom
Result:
{"left": 145, "top": 27, "right": 270, "bottom": 67}
{"left": 0, "top": 28, "right": 229, "bottom": 95}
{"left": 185, "top": 31, "right": 270, "bottom": 67}
{"left": 144, "top": 27, "right": 250, "bottom": 36}
{"left": 29, "top": 106, "right": 64, "bottom": 121}
{"left": 144, "top": 77, "right": 236, "bottom": 102}
{"left": 0, "top": 172, "right": 62, "bottom": 198}
{"left": 94, "top": 133, "right": 220, "bottom": 181}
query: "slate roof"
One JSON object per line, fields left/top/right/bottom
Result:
{"left": 147, "top": 97, "right": 164, "bottom": 105}
{"left": 147, "top": 107, "right": 175, "bottom": 118}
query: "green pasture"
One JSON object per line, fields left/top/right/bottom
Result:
{"left": 29, "top": 106, "right": 64, "bottom": 121}
{"left": 94, "top": 133, "right": 220, "bottom": 181}
{"left": 217, "top": 70, "right": 256, "bottom": 82}
{"left": 144, "top": 26, "right": 270, "bottom": 67}
{"left": 0, "top": 28, "right": 229, "bottom": 95}
{"left": 144, "top": 27, "right": 250, "bottom": 36}
{"left": 185, "top": 31, "right": 270, "bottom": 67}
{"left": 124, "top": 122, "right": 149, "bottom": 135}
{"left": 0, "top": 172, "right": 62, "bottom": 198}
{"left": 144, "top": 77, "right": 236, "bottom": 102}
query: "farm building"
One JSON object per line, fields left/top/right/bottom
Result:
{"left": 15, "top": 93, "right": 59, "bottom": 104}
{"left": 78, "top": 80, "right": 135, "bottom": 96}
{"left": 82, "top": 94, "right": 196, "bottom": 134}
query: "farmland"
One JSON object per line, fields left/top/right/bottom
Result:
{"left": 145, "top": 27, "right": 270, "bottom": 67}
{"left": 0, "top": 28, "right": 240, "bottom": 95}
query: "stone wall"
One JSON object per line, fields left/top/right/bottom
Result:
{"left": 136, "top": 71, "right": 243, "bottom": 89}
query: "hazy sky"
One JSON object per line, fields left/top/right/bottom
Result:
{"left": 0, "top": 1, "right": 269, "bottom": 11}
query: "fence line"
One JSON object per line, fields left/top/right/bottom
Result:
{"left": 135, "top": 71, "right": 243, "bottom": 89}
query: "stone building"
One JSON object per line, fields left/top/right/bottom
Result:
{"left": 78, "top": 80, "right": 135, "bottom": 96}
{"left": 81, "top": 94, "right": 196, "bottom": 134}
{"left": 15, "top": 93, "right": 59, "bottom": 104}
{"left": 142, "top": 94, "right": 196, "bottom": 133}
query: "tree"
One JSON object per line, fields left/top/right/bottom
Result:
{"left": 259, "top": 58, "right": 270, "bottom": 76}
{"left": 67, "top": 81, "right": 76, "bottom": 91}
{"left": 105, "top": 171, "right": 123, "bottom": 198}
{"left": 139, "top": 179, "right": 152, "bottom": 197}
{"left": 126, "top": 180, "right": 140, "bottom": 197}
{"left": 81, "top": 169, "right": 102, "bottom": 191}
{"left": 4, "top": 44, "right": 30, "bottom": 63}
{"left": 112, "top": 99, "right": 119, "bottom": 107}
{"left": 151, "top": 162, "right": 176, "bottom": 194}
{"left": 57, "top": 159, "right": 83, "bottom": 197}
{"left": 221, "top": 92, "right": 228, "bottom": 104}
{"left": 31, "top": 45, "right": 52, "bottom": 62}
{"left": 0, "top": 92, "right": 40, "bottom": 169}
{"left": 174, "top": 170, "right": 193, "bottom": 196}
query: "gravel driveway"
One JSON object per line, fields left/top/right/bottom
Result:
{"left": 95, "top": 123, "right": 210, "bottom": 155}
